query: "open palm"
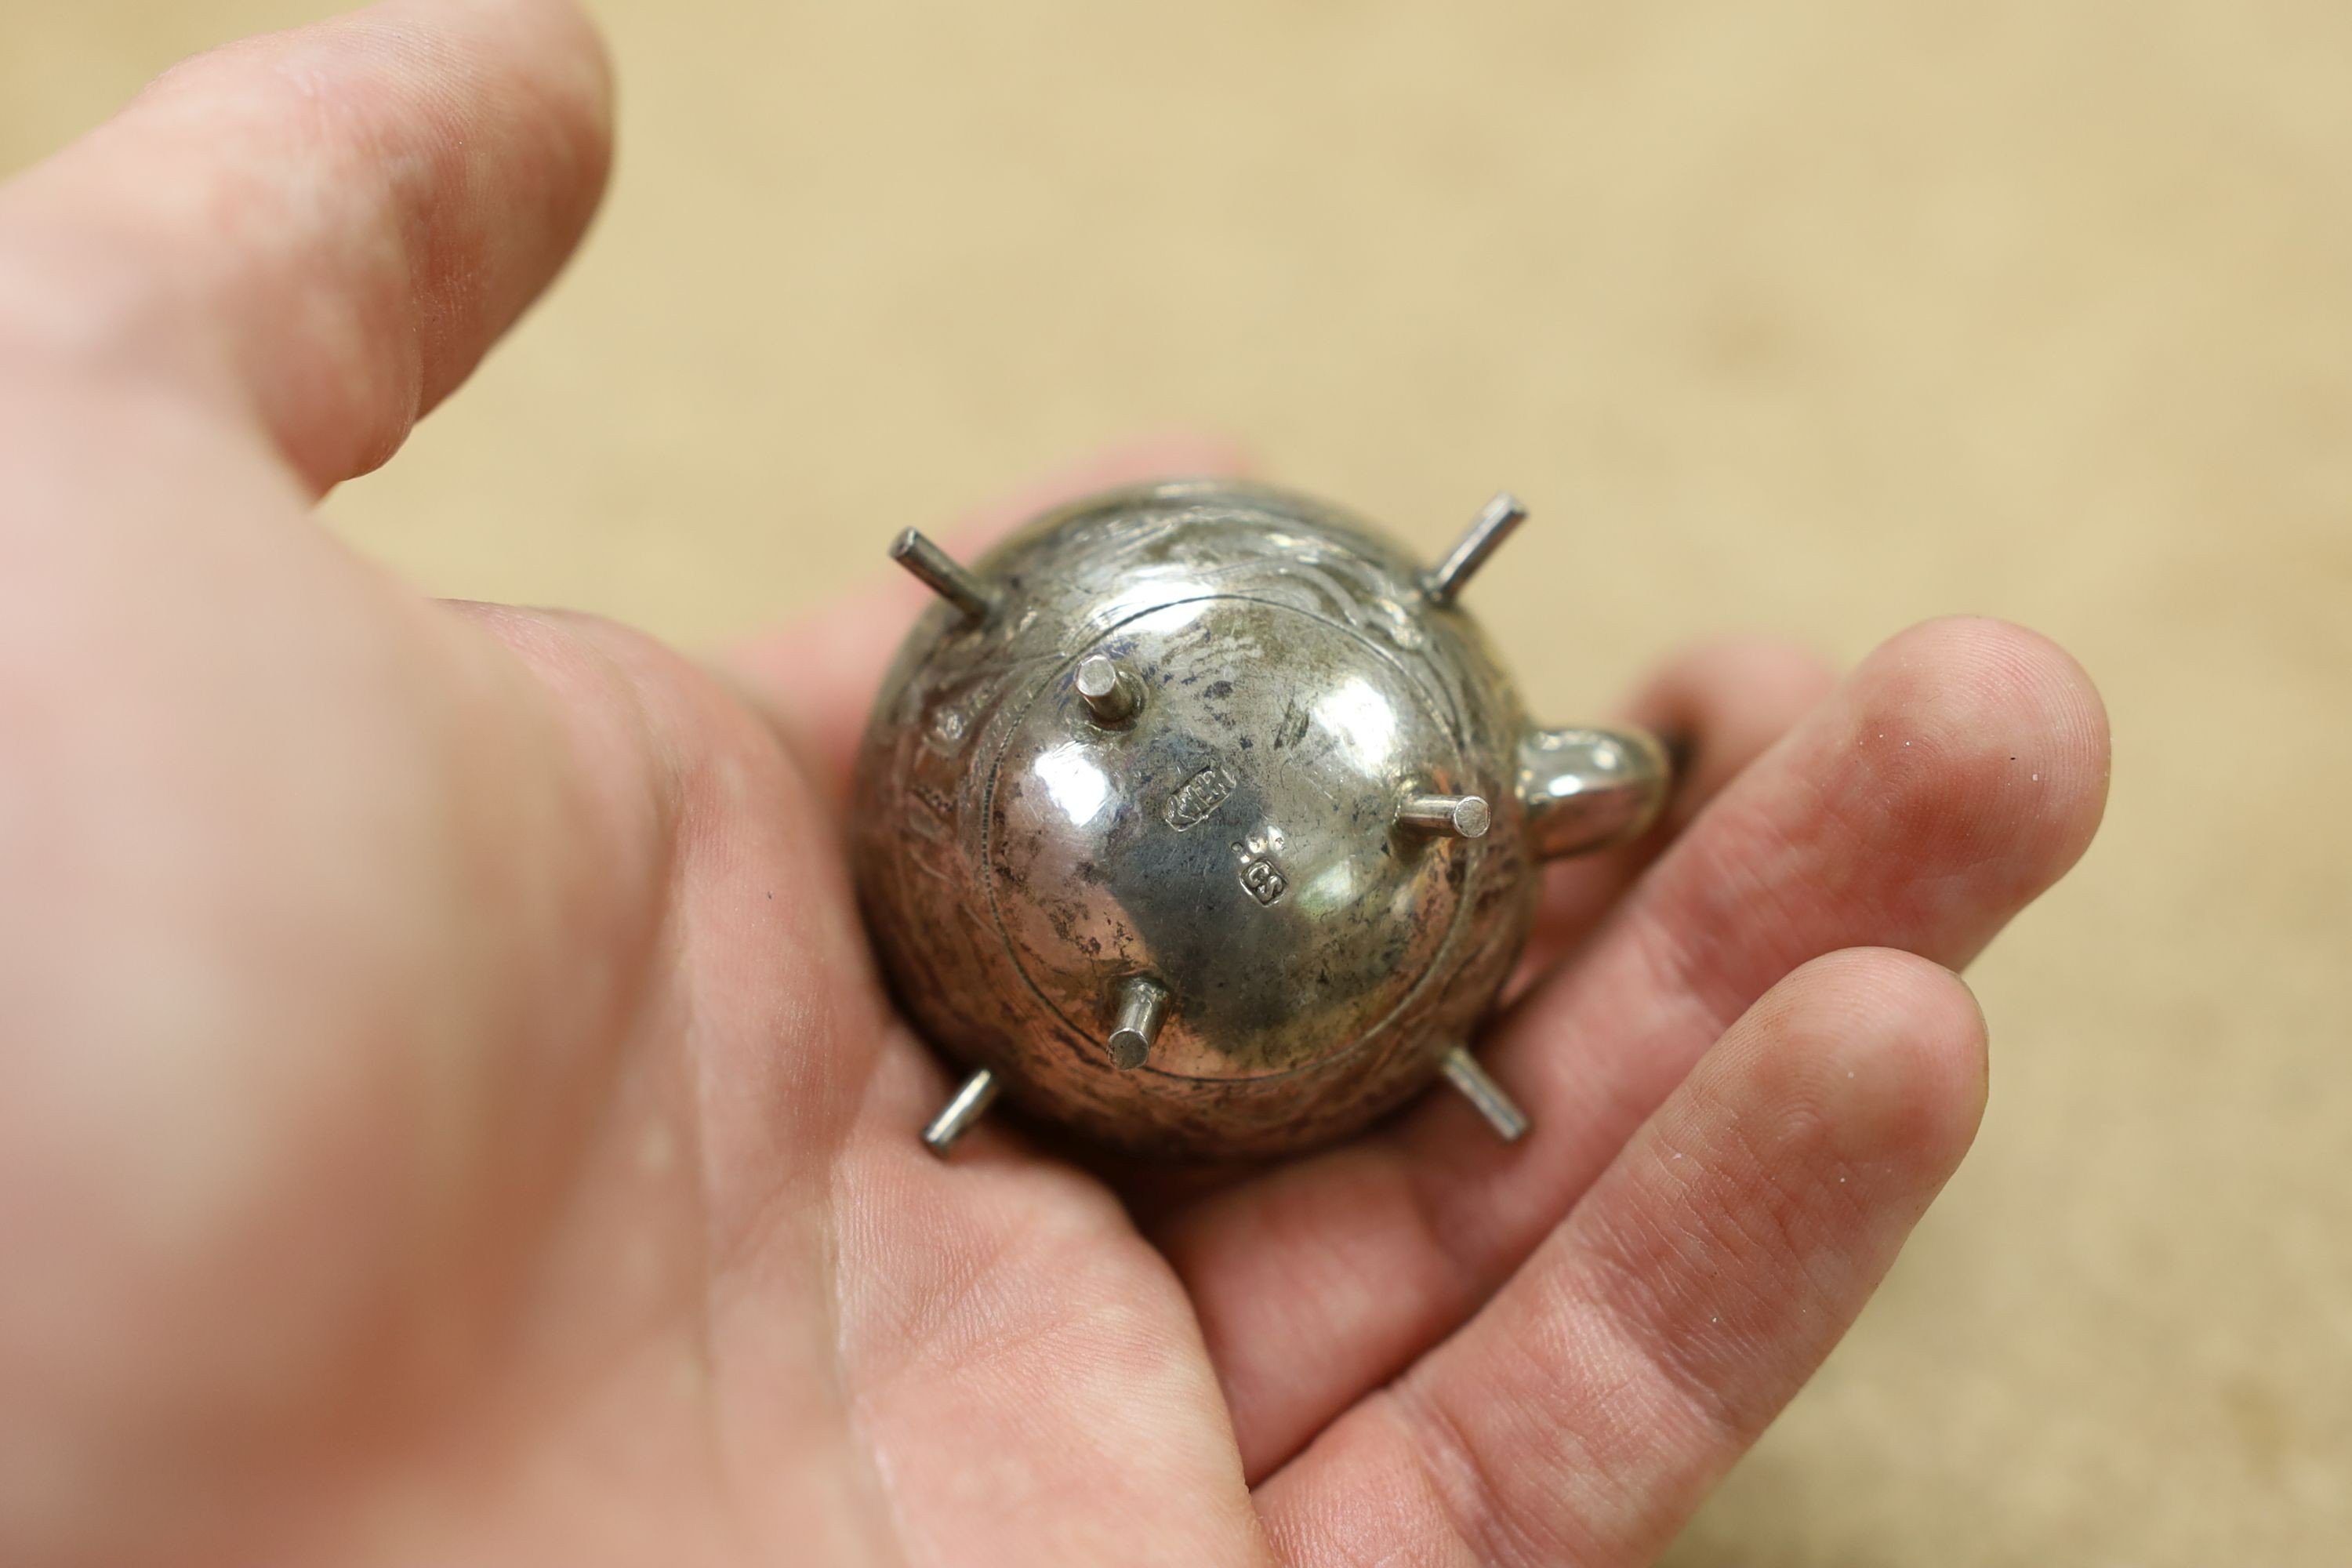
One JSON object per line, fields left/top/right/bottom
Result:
{"left": 0, "top": 4, "right": 2109, "bottom": 1565}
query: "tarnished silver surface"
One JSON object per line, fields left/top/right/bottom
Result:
{"left": 851, "top": 481, "right": 1669, "bottom": 1160}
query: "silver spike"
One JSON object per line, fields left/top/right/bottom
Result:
{"left": 889, "top": 528, "right": 997, "bottom": 622}
{"left": 920, "top": 1068, "right": 1000, "bottom": 1155}
{"left": 1421, "top": 492, "right": 1527, "bottom": 607}
{"left": 1439, "top": 1045, "right": 1529, "bottom": 1142}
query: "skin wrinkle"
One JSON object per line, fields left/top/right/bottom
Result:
{"left": 1341, "top": 954, "right": 1990, "bottom": 1567}
{"left": 850, "top": 1190, "right": 1082, "bottom": 1392}
{"left": 829, "top": 1089, "right": 1140, "bottom": 1347}
{"left": 1310, "top": 1152, "right": 1477, "bottom": 1370}
{"left": 916, "top": 1272, "right": 1140, "bottom": 1395}
{"left": 686, "top": 948, "right": 891, "bottom": 1563}
{"left": 1195, "top": 1174, "right": 1405, "bottom": 1438}
{"left": 805, "top": 1193, "right": 886, "bottom": 1565}
{"left": 1732, "top": 1134, "right": 1886, "bottom": 1313}
{"left": 826, "top": 1129, "right": 941, "bottom": 1568}
{"left": 132, "top": 58, "right": 420, "bottom": 484}
{"left": 1392, "top": 925, "right": 1722, "bottom": 1321}
{"left": 827, "top": 1128, "right": 1275, "bottom": 1566}
{"left": 1576, "top": 1015, "right": 1946, "bottom": 1444}
{"left": 664, "top": 814, "right": 744, "bottom": 1555}
{"left": 677, "top": 748, "right": 877, "bottom": 1266}
{"left": 462, "top": 815, "right": 669, "bottom": 1356}
{"left": 1628, "top": 631, "right": 2061, "bottom": 1044}
{"left": 1390, "top": 1322, "right": 1666, "bottom": 1568}
{"left": 1579, "top": 912, "right": 1735, "bottom": 1119}
{"left": 1200, "top": 1145, "right": 1482, "bottom": 1484}
{"left": 802, "top": 968, "right": 927, "bottom": 1169}
{"left": 692, "top": 1018, "right": 838, "bottom": 1285}
{"left": 404, "top": 614, "right": 676, "bottom": 1406}
{"left": 678, "top": 1055, "right": 745, "bottom": 1561}
{"left": 1348, "top": 1152, "right": 1480, "bottom": 1341}
{"left": 1641, "top": 791, "right": 1846, "bottom": 1036}
{"left": 818, "top": 1039, "right": 944, "bottom": 1372}
{"left": 1561, "top": 1315, "right": 1736, "bottom": 1557}
{"left": 463, "top": 612, "right": 877, "bottom": 1561}
{"left": 920, "top": 1210, "right": 1185, "bottom": 1394}
{"left": 1432, "top": 899, "right": 1715, "bottom": 1254}
{"left": 839, "top": 1399, "right": 918, "bottom": 1568}
{"left": 1367, "top": 1209, "right": 1753, "bottom": 1563}
{"left": 426, "top": 1094, "right": 715, "bottom": 1522}
{"left": 399, "top": 615, "right": 702, "bottom": 1461}
{"left": 1571, "top": 1163, "right": 1805, "bottom": 1447}
{"left": 1515, "top": 641, "right": 1839, "bottom": 979}
{"left": 1374, "top": 1388, "right": 1560, "bottom": 1568}
{"left": 1285, "top": 1439, "right": 1482, "bottom": 1568}
{"left": 1540, "top": 1238, "right": 1744, "bottom": 1479}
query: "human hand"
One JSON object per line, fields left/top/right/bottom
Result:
{"left": 0, "top": 3, "right": 2110, "bottom": 1564}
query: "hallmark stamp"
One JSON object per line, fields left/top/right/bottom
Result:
{"left": 1163, "top": 760, "right": 1237, "bottom": 831}
{"left": 1232, "top": 828, "right": 1289, "bottom": 906}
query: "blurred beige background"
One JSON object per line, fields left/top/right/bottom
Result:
{"left": 6, "top": 0, "right": 2349, "bottom": 1560}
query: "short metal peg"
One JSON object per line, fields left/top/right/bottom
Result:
{"left": 1398, "top": 793, "right": 1492, "bottom": 839}
{"left": 1075, "top": 654, "right": 1140, "bottom": 727}
{"left": 1108, "top": 976, "right": 1169, "bottom": 1071}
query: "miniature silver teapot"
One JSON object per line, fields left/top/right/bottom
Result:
{"left": 851, "top": 481, "right": 1669, "bottom": 1160}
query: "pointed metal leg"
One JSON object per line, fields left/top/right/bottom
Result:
{"left": 1422, "top": 492, "right": 1527, "bottom": 607}
{"left": 1108, "top": 976, "right": 1169, "bottom": 1071}
{"left": 1439, "top": 1045, "right": 1530, "bottom": 1142}
{"left": 921, "top": 1068, "right": 1000, "bottom": 1156}
{"left": 1398, "top": 793, "right": 1491, "bottom": 839}
{"left": 889, "top": 528, "right": 998, "bottom": 623}
{"left": 1076, "top": 654, "right": 1141, "bottom": 727}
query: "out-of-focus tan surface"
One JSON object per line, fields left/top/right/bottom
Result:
{"left": 6, "top": 1, "right": 2348, "bottom": 1560}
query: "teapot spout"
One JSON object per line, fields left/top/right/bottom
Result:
{"left": 1515, "top": 724, "right": 1671, "bottom": 860}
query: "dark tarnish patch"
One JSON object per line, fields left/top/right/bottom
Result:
{"left": 1203, "top": 680, "right": 1235, "bottom": 700}
{"left": 1272, "top": 698, "right": 1312, "bottom": 750}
